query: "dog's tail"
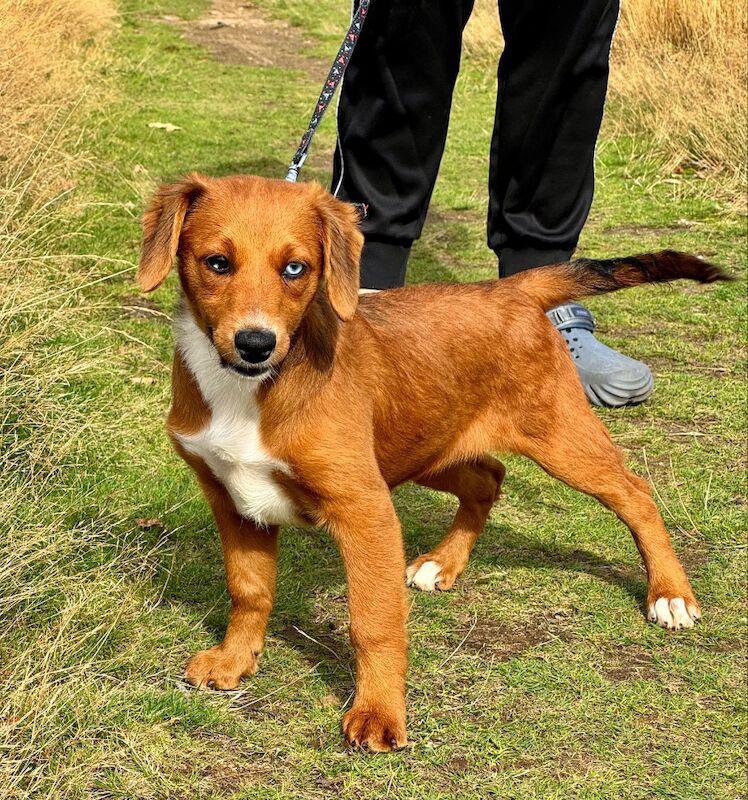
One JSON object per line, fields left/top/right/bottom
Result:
{"left": 508, "top": 250, "right": 732, "bottom": 311}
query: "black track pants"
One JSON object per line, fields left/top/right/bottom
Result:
{"left": 332, "top": 0, "right": 620, "bottom": 287}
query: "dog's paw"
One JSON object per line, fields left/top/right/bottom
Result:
{"left": 406, "top": 555, "right": 459, "bottom": 592}
{"left": 406, "top": 559, "right": 442, "bottom": 591}
{"left": 343, "top": 705, "right": 407, "bottom": 753}
{"left": 184, "top": 644, "right": 258, "bottom": 690}
{"left": 647, "top": 596, "right": 701, "bottom": 630}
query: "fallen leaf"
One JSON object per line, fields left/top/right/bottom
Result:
{"left": 147, "top": 122, "right": 182, "bottom": 132}
{"left": 136, "top": 518, "right": 163, "bottom": 528}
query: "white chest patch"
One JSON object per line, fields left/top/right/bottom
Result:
{"left": 173, "top": 310, "right": 302, "bottom": 527}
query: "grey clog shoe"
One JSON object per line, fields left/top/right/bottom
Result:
{"left": 547, "top": 304, "right": 654, "bottom": 407}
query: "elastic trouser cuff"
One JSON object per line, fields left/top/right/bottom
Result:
{"left": 359, "top": 240, "right": 412, "bottom": 289}
{"left": 498, "top": 246, "right": 574, "bottom": 278}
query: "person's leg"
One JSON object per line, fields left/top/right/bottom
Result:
{"left": 489, "top": 0, "right": 653, "bottom": 407}
{"left": 333, "top": 0, "right": 475, "bottom": 289}
{"left": 489, "top": 0, "right": 618, "bottom": 272}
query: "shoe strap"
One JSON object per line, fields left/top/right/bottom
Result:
{"left": 547, "top": 303, "right": 596, "bottom": 333}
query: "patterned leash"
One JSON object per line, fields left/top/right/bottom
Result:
{"left": 284, "top": 0, "right": 371, "bottom": 183}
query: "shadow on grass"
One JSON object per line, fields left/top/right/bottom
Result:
{"left": 398, "top": 481, "right": 646, "bottom": 609}
{"left": 152, "top": 475, "right": 647, "bottom": 698}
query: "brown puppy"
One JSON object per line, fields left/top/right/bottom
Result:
{"left": 138, "top": 174, "right": 729, "bottom": 752}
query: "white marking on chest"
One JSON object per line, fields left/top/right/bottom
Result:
{"left": 173, "top": 309, "right": 301, "bottom": 527}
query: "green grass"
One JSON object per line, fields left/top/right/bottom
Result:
{"left": 1, "top": 0, "right": 746, "bottom": 798}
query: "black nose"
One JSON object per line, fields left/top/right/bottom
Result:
{"left": 234, "top": 329, "right": 276, "bottom": 364}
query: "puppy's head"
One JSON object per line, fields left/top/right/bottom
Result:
{"left": 138, "top": 174, "right": 363, "bottom": 379}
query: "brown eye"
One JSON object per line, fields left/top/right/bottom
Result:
{"left": 282, "top": 261, "right": 306, "bottom": 280}
{"left": 205, "top": 255, "right": 230, "bottom": 274}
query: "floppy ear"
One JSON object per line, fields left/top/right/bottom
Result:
{"left": 317, "top": 192, "right": 363, "bottom": 321}
{"left": 138, "top": 174, "right": 206, "bottom": 292}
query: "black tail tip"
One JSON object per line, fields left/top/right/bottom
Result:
{"left": 660, "top": 250, "right": 735, "bottom": 284}
{"left": 701, "top": 261, "right": 736, "bottom": 284}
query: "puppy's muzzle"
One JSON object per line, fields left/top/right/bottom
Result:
{"left": 235, "top": 328, "right": 276, "bottom": 365}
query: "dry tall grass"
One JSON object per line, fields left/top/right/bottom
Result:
{"left": 0, "top": 0, "right": 113, "bottom": 221}
{"left": 462, "top": 0, "right": 502, "bottom": 61}
{"left": 0, "top": 0, "right": 114, "bottom": 476}
{"left": 0, "top": 2, "right": 117, "bottom": 797}
{"left": 611, "top": 0, "right": 747, "bottom": 201}
{"left": 463, "top": 0, "right": 747, "bottom": 204}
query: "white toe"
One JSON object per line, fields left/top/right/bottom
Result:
{"left": 648, "top": 596, "right": 696, "bottom": 630}
{"left": 669, "top": 598, "right": 694, "bottom": 629}
{"left": 654, "top": 597, "right": 673, "bottom": 628}
{"left": 407, "top": 560, "right": 441, "bottom": 592}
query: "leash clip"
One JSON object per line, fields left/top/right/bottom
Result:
{"left": 285, "top": 152, "right": 308, "bottom": 183}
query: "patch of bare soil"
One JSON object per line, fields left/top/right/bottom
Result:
{"left": 678, "top": 546, "right": 710, "bottom": 575}
{"left": 460, "top": 614, "right": 575, "bottom": 660}
{"left": 315, "top": 775, "right": 346, "bottom": 792}
{"left": 604, "top": 220, "right": 701, "bottom": 237}
{"left": 603, "top": 644, "right": 657, "bottom": 682}
{"left": 646, "top": 417, "right": 718, "bottom": 440}
{"left": 600, "top": 325, "right": 713, "bottom": 350}
{"left": 645, "top": 353, "right": 731, "bottom": 377}
{"left": 176, "top": 733, "right": 273, "bottom": 794}
{"left": 161, "top": 0, "right": 323, "bottom": 73}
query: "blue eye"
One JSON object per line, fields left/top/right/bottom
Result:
{"left": 205, "top": 255, "right": 230, "bottom": 274}
{"left": 282, "top": 261, "right": 306, "bottom": 280}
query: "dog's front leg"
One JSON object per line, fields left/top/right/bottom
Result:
{"left": 184, "top": 466, "right": 278, "bottom": 690}
{"left": 327, "top": 488, "right": 409, "bottom": 752}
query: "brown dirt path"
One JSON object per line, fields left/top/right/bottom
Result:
{"left": 160, "top": 0, "right": 323, "bottom": 72}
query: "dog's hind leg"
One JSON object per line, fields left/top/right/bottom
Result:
{"left": 406, "top": 455, "right": 506, "bottom": 592}
{"left": 516, "top": 403, "right": 701, "bottom": 630}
